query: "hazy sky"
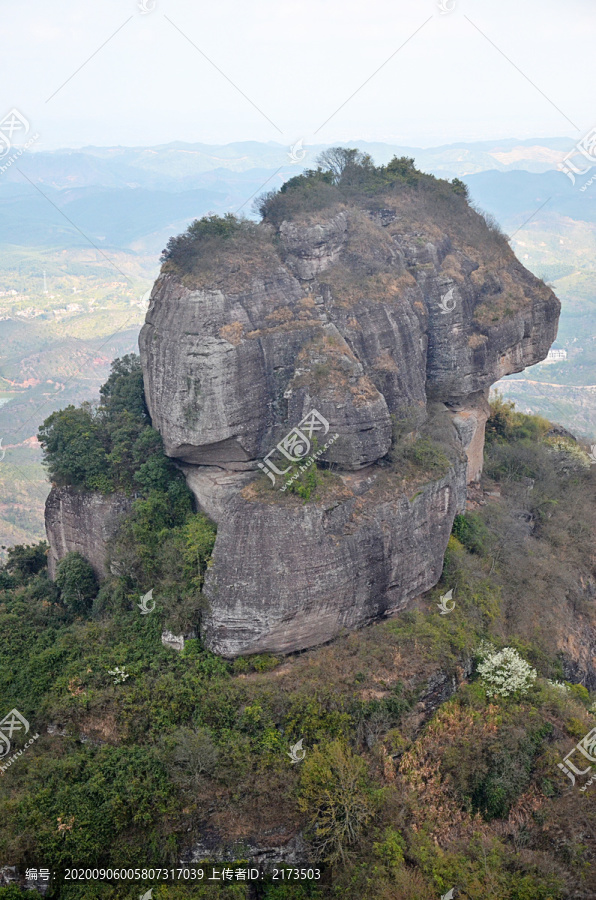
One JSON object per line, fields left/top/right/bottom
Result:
{"left": 2, "top": 0, "right": 595, "bottom": 150}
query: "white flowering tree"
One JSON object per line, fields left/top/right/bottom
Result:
{"left": 107, "top": 666, "right": 130, "bottom": 685}
{"left": 476, "top": 645, "right": 537, "bottom": 699}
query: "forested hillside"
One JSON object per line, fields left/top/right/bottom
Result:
{"left": 1, "top": 358, "right": 595, "bottom": 898}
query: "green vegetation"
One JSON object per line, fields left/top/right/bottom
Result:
{"left": 160, "top": 212, "right": 247, "bottom": 273}
{"left": 37, "top": 354, "right": 181, "bottom": 496}
{"left": 1, "top": 541, "right": 48, "bottom": 586}
{"left": 54, "top": 552, "right": 98, "bottom": 615}
{"left": 1, "top": 394, "right": 595, "bottom": 897}
{"left": 256, "top": 149, "right": 465, "bottom": 228}
{"left": 388, "top": 409, "right": 455, "bottom": 481}
{"left": 298, "top": 740, "right": 376, "bottom": 863}
{"left": 159, "top": 147, "right": 508, "bottom": 296}
{"left": 451, "top": 512, "right": 490, "bottom": 555}
{"left": 284, "top": 463, "right": 323, "bottom": 500}
{"left": 159, "top": 213, "right": 274, "bottom": 291}
{"left": 450, "top": 177, "right": 469, "bottom": 198}
{"left": 486, "top": 392, "right": 551, "bottom": 445}
{"left": 256, "top": 167, "right": 338, "bottom": 227}
{"left": 402, "top": 436, "right": 451, "bottom": 475}
{"left": 280, "top": 438, "right": 333, "bottom": 501}
{"left": 37, "top": 355, "right": 216, "bottom": 636}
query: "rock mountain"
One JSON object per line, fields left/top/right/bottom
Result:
{"left": 135, "top": 171, "right": 559, "bottom": 656}
{"left": 44, "top": 162, "right": 560, "bottom": 656}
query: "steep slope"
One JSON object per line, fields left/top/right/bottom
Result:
{"left": 5, "top": 405, "right": 596, "bottom": 900}
{"left": 138, "top": 162, "right": 560, "bottom": 656}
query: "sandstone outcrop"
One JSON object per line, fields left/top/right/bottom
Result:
{"left": 183, "top": 453, "right": 467, "bottom": 655}
{"left": 39, "top": 172, "right": 558, "bottom": 656}
{"left": 451, "top": 392, "right": 491, "bottom": 484}
{"left": 137, "top": 182, "right": 559, "bottom": 656}
{"left": 45, "top": 487, "right": 133, "bottom": 579}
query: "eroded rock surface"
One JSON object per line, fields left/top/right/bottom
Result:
{"left": 184, "top": 455, "right": 467, "bottom": 655}
{"left": 451, "top": 392, "right": 491, "bottom": 484}
{"left": 137, "top": 190, "right": 559, "bottom": 656}
{"left": 45, "top": 487, "right": 132, "bottom": 579}
{"left": 26, "top": 186, "right": 536, "bottom": 655}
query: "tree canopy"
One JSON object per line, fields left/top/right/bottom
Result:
{"left": 55, "top": 551, "right": 98, "bottom": 615}
{"left": 255, "top": 148, "right": 432, "bottom": 225}
{"left": 38, "top": 354, "right": 179, "bottom": 495}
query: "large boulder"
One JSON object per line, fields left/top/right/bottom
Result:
{"left": 131, "top": 190, "right": 560, "bottom": 656}
{"left": 184, "top": 454, "right": 467, "bottom": 656}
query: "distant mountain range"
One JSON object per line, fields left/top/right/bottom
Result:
{"left": 1, "top": 136, "right": 592, "bottom": 254}
{"left": 464, "top": 169, "right": 596, "bottom": 232}
{"left": 4, "top": 136, "right": 576, "bottom": 189}
{"left": 0, "top": 184, "right": 225, "bottom": 254}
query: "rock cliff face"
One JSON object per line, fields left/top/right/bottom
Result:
{"left": 135, "top": 188, "right": 559, "bottom": 656}
{"left": 45, "top": 487, "right": 133, "bottom": 579}
{"left": 182, "top": 459, "right": 466, "bottom": 656}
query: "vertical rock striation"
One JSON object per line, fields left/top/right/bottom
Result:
{"left": 40, "top": 176, "right": 557, "bottom": 658}
{"left": 45, "top": 487, "right": 133, "bottom": 579}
